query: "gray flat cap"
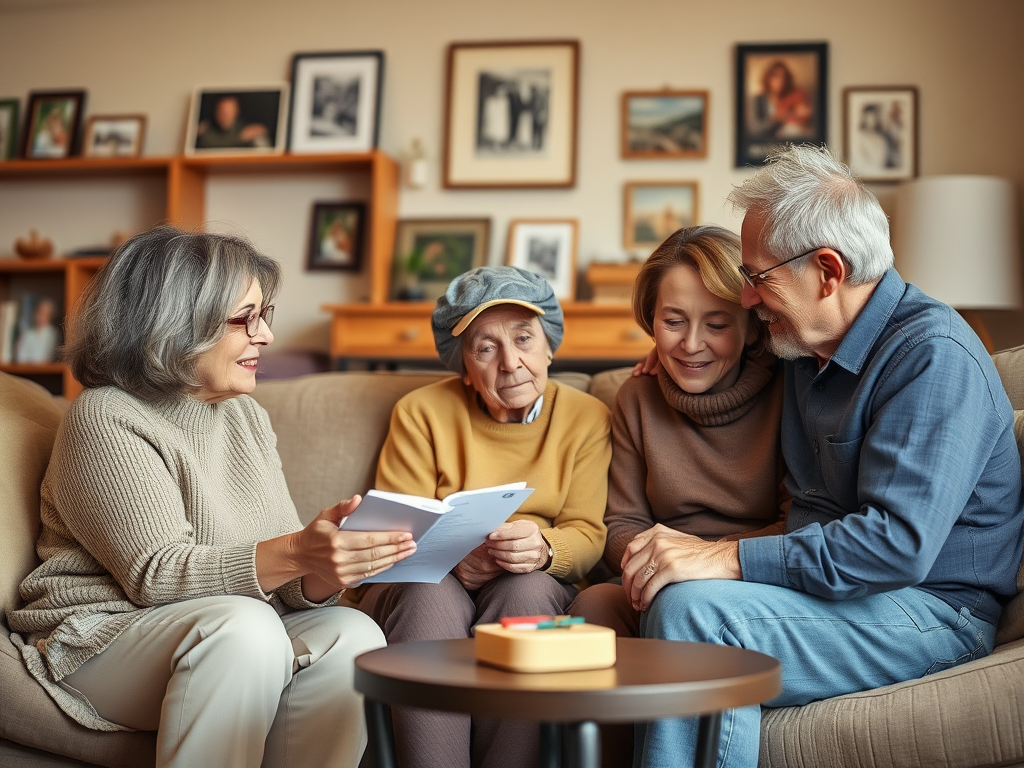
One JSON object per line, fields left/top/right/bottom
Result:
{"left": 431, "top": 266, "right": 564, "bottom": 373}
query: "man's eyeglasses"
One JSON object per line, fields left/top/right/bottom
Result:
{"left": 738, "top": 247, "right": 827, "bottom": 289}
{"left": 226, "top": 305, "right": 275, "bottom": 338}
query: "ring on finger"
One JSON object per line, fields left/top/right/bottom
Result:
{"left": 642, "top": 561, "right": 657, "bottom": 579}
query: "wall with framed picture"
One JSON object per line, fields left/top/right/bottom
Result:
{"left": 844, "top": 86, "right": 918, "bottom": 183}
{"left": 22, "top": 90, "right": 86, "bottom": 159}
{"left": 185, "top": 85, "right": 288, "bottom": 156}
{"left": 83, "top": 114, "right": 146, "bottom": 158}
{"left": 735, "top": 42, "right": 828, "bottom": 167}
{"left": 621, "top": 90, "right": 708, "bottom": 159}
{"left": 308, "top": 201, "right": 365, "bottom": 271}
{"left": 623, "top": 181, "right": 699, "bottom": 253}
{"left": 506, "top": 219, "right": 578, "bottom": 300}
{"left": 4, "top": 0, "right": 1024, "bottom": 352}
{"left": 390, "top": 217, "right": 490, "bottom": 301}
{"left": 0, "top": 99, "right": 19, "bottom": 160}
{"left": 444, "top": 40, "right": 579, "bottom": 188}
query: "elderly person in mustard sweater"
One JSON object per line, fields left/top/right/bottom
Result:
{"left": 360, "top": 266, "right": 611, "bottom": 768}
{"left": 7, "top": 226, "right": 416, "bottom": 768}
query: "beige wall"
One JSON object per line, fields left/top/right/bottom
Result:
{"left": 2, "top": 0, "right": 1023, "bottom": 351}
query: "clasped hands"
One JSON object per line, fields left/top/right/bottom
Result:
{"left": 454, "top": 519, "right": 549, "bottom": 591}
{"left": 621, "top": 524, "right": 742, "bottom": 612}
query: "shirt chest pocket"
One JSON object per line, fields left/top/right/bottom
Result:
{"left": 820, "top": 434, "right": 863, "bottom": 507}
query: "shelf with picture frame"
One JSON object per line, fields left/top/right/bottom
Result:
{"left": 0, "top": 150, "right": 400, "bottom": 396}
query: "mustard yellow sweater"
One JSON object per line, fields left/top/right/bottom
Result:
{"left": 376, "top": 378, "right": 611, "bottom": 583}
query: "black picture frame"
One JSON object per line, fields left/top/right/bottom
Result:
{"left": 735, "top": 42, "right": 828, "bottom": 167}
{"left": 287, "top": 50, "right": 384, "bottom": 154}
{"left": 22, "top": 90, "right": 87, "bottom": 160}
{"left": 308, "top": 201, "right": 366, "bottom": 271}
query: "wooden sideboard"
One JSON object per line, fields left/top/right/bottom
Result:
{"left": 322, "top": 301, "right": 651, "bottom": 367}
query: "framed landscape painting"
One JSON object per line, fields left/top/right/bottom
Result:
{"left": 735, "top": 42, "right": 828, "bottom": 167}
{"left": 506, "top": 218, "right": 578, "bottom": 300}
{"left": 844, "top": 86, "right": 918, "bottom": 183}
{"left": 444, "top": 39, "right": 579, "bottom": 188}
{"left": 623, "top": 181, "right": 699, "bottom": 252}
{"left": 288, "top": 50, "right": 384, "bottom": 154}
{"left": 390, "top": 218, "right": 491, "bottom": 301}
{"left": 621, "top": 90, "right": 708, "bottom": 159}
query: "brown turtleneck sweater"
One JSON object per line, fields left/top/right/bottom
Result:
{"left": 604, "top": 352, "right": 788, "bottom": 573}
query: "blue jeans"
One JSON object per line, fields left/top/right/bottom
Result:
{"left": 635, "top": 580, "right": 995, "bottom": 768}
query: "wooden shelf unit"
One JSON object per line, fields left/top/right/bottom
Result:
{"left": 0, "top": 151, "right": 400, "bottom": 396}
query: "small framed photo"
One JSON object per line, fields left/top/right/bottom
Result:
{"left": 624, "top": 181, "right": 699, "bottom": 252}
{"left": 185, "top": 85, "right": 288, "bottom": 156}
{"left": 0, "top": 99, "right": 19, "bottom": 160}
{"left": 83, "top": 114, "right": 146, "bottom": 158}
{"left": 506, "top": 219, "right": 579, "bottom": 300}
{"left": 308, "top": 201, "right": 365, "bottom": 271}
{"left": 288, "top": 50, "right": 384, "bottom": 154}
{"left": 621, "top": 90, "right": 708, "bottom": 159}
{"left": 22, "top": 90, "right": 86, "bottom": 160}
{"left": 444, "top": 39, "right": 579, "bottom": 189}
{"left": 390, "top": 218, "right": 491, "bottom": 301}
{"left": 844, "top": 86, "right": 918, "bottom": 183}
{"left": 735, "top": 43, "right": 828, "bottom": 167}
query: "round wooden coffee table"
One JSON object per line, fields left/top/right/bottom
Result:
{"left": 355, "top": 637, "right": 781, "bottom": 768}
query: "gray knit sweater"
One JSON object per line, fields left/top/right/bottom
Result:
{"left": 7, "top": 385, "right": 337, "bottom": 731}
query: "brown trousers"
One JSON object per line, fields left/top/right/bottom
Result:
{"left": 361, "top": 571, "right": 577, "bottom": 768}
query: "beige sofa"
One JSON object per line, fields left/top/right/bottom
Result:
{"left": 3, "top": 357, "right": 1024, "bottom": 768}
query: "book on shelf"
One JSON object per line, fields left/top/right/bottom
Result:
{"left": 341, "top": 482, "right": 535, "bottom": 584}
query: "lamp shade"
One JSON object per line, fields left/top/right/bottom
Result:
{"left": 894, "top": 176, "right": 1022, "bottom": 309}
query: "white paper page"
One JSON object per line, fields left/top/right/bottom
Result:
{"left": 339, "top": 490, "right": 445, "bottom": 543}
{"left": 361, "top": 486, "right": 535, "bottom": 583}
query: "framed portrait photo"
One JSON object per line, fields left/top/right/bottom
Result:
{"left": 735, "top": 43, "right": 828, "bottom": 167}
{"left": 444, "top": 39, "right": 579, "bottom": 189}
{"left": 390, "top": 218, "right": 491, "bottom": 301}
{"left": 22, "top": 90, "right": 86, "bottom": 160}
{"left": 844, "top": 86, "right": 918, "bottom": 183}
{"left": 506, "top": 219, "right": 579, "bottom": 300}
{"left": 308, "top": 201, "right": 366, "bottom": 271}
{"left": 0, "top": 99, "right": 19, "bottom": 160}
{"left": 185, "top": 85, "right": 288, "bottom": 156}
{"left": 623, "top": 181, "right": 699, "bottom": 252}
{"left": 621, "top": 90, "right": 708, "bottom": 159}
{"left": 288, "top": 50, "right": 384, "bottom": 154}
{"left": 83, "top": 114, "right": 146, "bottom": 158}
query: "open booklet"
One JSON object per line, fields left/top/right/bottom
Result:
{"left": 339, "top": 482, "right": 535, "bottom": 583}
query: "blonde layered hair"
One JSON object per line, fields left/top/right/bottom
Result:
{"left": 632, "top": 225, "right": 767, "bottom": 352}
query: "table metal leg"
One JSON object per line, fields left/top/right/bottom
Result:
{"left": 363, "top": 698, "right": 397, "bottom": 768}
{"left": 564, "top": 721, "right": 600, "bottom": 768}
{"left": 539, "top": 722, "right": 563, "bottom": 768}
{"left": 693, "top": 711, "right": 723, "bottom": 768}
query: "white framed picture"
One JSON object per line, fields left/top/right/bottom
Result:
{"left": 844, "top": 86, "right": 918, "bottom": 183}
{"left": 288, "top": 51, "right": 384, "bottom": 154}
{"left": 505, "top": 218, "right": 578, "bottom": 300}
{"left": 185, "top": 84, "right": 288, "bottom": 156}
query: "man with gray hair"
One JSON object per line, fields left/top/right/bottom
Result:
{"left": 631, "top": 145, "right": 1024, "bottom": 767}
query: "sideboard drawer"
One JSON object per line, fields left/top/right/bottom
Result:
{"left": 559, "top": 312, "right": 651, "bottom": 360}
{"left": 329, "top": 309, "right": 435, "bottom": 359}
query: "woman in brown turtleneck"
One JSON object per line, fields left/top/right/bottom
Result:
{"left": 569, "top": 225, "right": 787, "bottom": 639}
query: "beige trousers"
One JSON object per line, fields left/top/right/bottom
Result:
{"left": 61, "top": 594, "right": 385, "bottom": 768}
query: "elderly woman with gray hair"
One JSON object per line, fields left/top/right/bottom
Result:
{"left": 359, "top": 266, "right": 612, "bottom": 768}
{"left": 7, "top": 225, "right": 416, "bottom": 768}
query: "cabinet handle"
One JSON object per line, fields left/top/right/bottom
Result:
{"left": 399, "top": 328, "right": 419, "bottom": 341}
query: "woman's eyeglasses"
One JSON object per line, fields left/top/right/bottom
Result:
{"left": 226, "top": 305, "right": 274, "bottom": 338}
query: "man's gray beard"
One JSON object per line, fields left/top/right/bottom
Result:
{"left": 766, "top": 332, "right": 809, "bottom": 361}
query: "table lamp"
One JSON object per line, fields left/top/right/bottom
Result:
{"left": 893, "top": 175, "right": 1022, "bottom": 352}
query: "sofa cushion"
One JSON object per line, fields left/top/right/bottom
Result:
{"left": 0, "top": 373, "right": 63, "bottom": 631}
{"left": 759, "top": 636, "right": 1024, "bottom": 768}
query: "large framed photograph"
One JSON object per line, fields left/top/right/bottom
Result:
{"left": 308, "top": 201, "right": 365, "bottom": 271}
{"left": 621, "top": 90, "right": 708, "bottom": 159}
{"left": 506, "top": 219, "right": 578, "bottom": 300}
{"left": 185, "top": 85, "right": 288, "bottom": 156}
{"left": 22, "top": 90, "right": 86, "bottom": 160}
{"left": 288, "top": 50, "right": 384, "bottom": 154}
{"left": 83, "top": 114, "right": 146, "bottom": 158}
{"left": 735, "top": 43, "right": 827, "bottom": 167}
{"left": 844, "top": 86, "right": 918, "bottom": 183}
{"left": 0, "top": 99, "right": 19, "bottom": 160}
{"left": 624, "top": 181, "right": 699, "bottom": 252}
{"left": 444, "top": 40, "right": 579, "bottom": 189}
{"left": 390, "top": 218, "right": 491, "bottom": 301}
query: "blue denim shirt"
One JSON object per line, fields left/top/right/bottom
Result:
{"left": 740, "top": 270, "right": 1024, "bottom": 625}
